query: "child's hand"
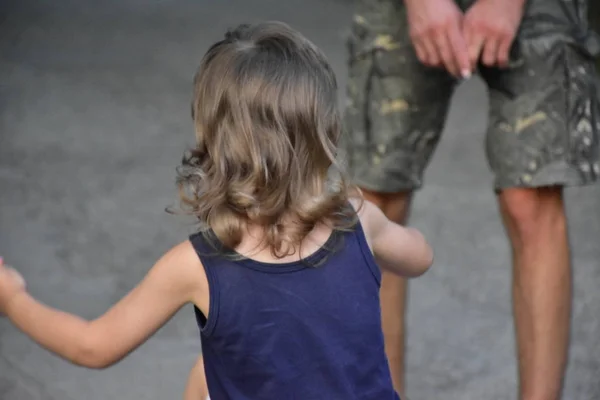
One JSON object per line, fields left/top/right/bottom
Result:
{"left": 0, "top": 257, "right": 26, "bottom": 315}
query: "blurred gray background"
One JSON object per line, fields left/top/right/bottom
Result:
{"left": 1, "top": 0, "right": 599, "bottom": 399}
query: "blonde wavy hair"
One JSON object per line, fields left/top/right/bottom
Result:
{"left": 177, "top": 21, "right": 359, "bottom": 258}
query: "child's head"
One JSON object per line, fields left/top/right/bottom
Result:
{"left": 178, "top": 22, "right": 356, "bottom": 256}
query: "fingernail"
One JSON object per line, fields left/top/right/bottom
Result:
{"left": 461, "top": 69, "right": 472, "bottom": 79}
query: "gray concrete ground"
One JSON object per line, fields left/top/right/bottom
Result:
{"left": 1, "top": 0, "right": 600, "bottom": 399}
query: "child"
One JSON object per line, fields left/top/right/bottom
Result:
{"left": 0, "top": 21, "right": 433, "bottom": 399}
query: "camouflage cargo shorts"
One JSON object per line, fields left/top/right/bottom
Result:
{"left": 342, "top": 0, "right": 600, "bottom": 191}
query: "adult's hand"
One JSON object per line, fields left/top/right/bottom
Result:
{"left": 462, "top": 0, "right": 526, "bottom": 68}
{"left": 405, "top": 0, "right": 472, "bottom": 78}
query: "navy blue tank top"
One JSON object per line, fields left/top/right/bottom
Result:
{"left": 190, "top": 221, "right": 400, "bottom": 400}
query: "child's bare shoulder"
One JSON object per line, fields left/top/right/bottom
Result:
{"left": 164, "top": 240, "right": 204, "bottom": 270}
{"left": 155, "top": 240, "right": 208, "bottom": 302}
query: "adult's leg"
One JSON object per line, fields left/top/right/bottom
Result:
{"left": 481, "top": 9, "right": 600, "bottom": 394}
{"left": 361, "top": 189, "right": 412, "bottom": 392}
{"left": 498, "top": 187, "right": 571, "bottom": 400}
{"left": 344, "top": 0, "right": 455, "bottom": 394}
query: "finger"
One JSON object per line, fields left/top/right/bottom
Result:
{"left": 434, "top": 33, "right": 457, "bottom": 76}
{"left": 434, "top": 30, "right": 458, "bottom": 76}
{"left": 464, "top": 26, "right": 485, "bottom": 70}
{"left": 421, "top": 37, "right": 441, "bottom": 67}
{"left": 482, "top": 35, "right": 501, "bottom": 66}
{"left": 496, "top": 36, "right": 513, "bottom": 67}
{"left": 413, "top": 41, "right": 428, "bottom": 66}
{"left": 447, "top": 24, "right": 472, "bottom": 78}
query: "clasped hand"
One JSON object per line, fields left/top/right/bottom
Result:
{"left": 406, "top": 0, "right": 524, "bottom": 77}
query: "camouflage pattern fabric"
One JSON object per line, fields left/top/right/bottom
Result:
{"left": 590, "top": 0, "right": 600, "bottom": 70}
{"left": 342, "top": 0, "right": 600, "bottom": 191}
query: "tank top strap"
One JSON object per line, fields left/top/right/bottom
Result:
{"left": 350, "top": 219, "right": 382, "bottom": 286}
{"left": 189, "top": 232, "right": 221, "bottom": 337}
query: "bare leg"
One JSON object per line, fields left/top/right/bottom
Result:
{"left": 498, "top": 187, "right": 571, "bottom": 400}
{"left": 184, "top": 354, "right": 209, "bottom": 400}
{"left": 361, "top": 189, "right": 412, "bottom": 396}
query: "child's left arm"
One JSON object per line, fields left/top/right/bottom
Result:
{"left": 0, "top": 241, "right": 205, "bottom": 369}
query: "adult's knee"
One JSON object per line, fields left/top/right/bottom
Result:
{"left": 498, "top": 186, "right": 566, "bottom": 246}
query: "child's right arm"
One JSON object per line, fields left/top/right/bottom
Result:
{"left": 0, "top": 241, "right": 208, "bottom": 369}
{"left": 359, "top": 200, "right": 433, "bottom": 277}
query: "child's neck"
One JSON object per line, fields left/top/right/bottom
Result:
{"left": 235, "top": 223, "right": 333, "bottom": 264}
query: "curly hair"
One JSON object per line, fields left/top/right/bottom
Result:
{"left": 177, "top": 21, "right": 359, "bottom": 259}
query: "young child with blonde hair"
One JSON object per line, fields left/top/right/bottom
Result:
{"left": 0, "top": 21, "right": 433, "bottom": 399}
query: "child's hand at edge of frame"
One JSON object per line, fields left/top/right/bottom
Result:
{"left": 0, "top": 257, "right": 27, "bottom": 316}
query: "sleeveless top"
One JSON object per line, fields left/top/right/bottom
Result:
{"left": 189, "top": 221, "right": 400, "bottom": 400}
